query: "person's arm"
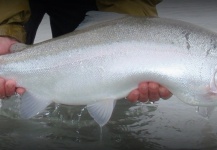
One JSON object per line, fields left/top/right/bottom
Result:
{"left": 0, "top": 0, "right": 30, "bottom": 42}
{"left": 0, "top": 37, "right": 26, "bottom": 99}
{"left": 0, "top": 0, "right": 29, "bottom": 98}
{"left": 96, "top": 0, "right": 162, "bottom": 17}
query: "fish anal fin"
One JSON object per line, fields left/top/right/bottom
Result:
{"left": 20, "top": 92, "right": 52, "bottom": 119}
{"left": 87, "top": 99, "right": 117, "bottom": 127}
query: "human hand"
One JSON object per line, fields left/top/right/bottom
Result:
{"left": 0, "top": 37, "right": 26, "bottom": 99}
{"left": 0, "top": 79, "right": 26, "bottom": 99}
{"left": 126, "top": 82, "right": 172, "bottom": 103}
{"left": 0, "top": 36, "right": 18, "bottom": 55}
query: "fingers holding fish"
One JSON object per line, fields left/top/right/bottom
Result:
{"left": 126, "top": 82, "right": 150, "bottom": 103}
{"left": 126, "top": 88, "right": 149, "bottom": 103}
{"left": 126, "top": 89, "right": 140, "bottom": 103}
{"left": 138, "top": 82, "right": 149, "bottom": 102}
{"left": 159, "top": 86, "right": 172, "bottom": 100}
{"left": 0, "top": 77, "right": 6, "bottom": 99}
{"left": 0, "top": 78, "right": 16, "bottom": 99}
{"left": 6, "top": 81, "right": 26, "bottom": 96}
{"left": 0, "top": 37, "right": 17, "bottom": 55}
{"left": 0, "top": 78, "right": 25, "bottom": 99}
{"left": 148, "top": 82, "right": 160, "bottom": 102}
{"left": 127, "top": 82, "right": 172, "bottom": 103}
{"left": 5, "top": 80, "right": 16, "bottom": 97}
{"left": 15, "top": 87, "right": 26, "bottom": 96}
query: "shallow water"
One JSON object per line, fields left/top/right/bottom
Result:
{"left": 0, "top": 99, "right": 167, "bottom": 150}
{"left": 1, "top": 0, "right": 217, "bottom": 149}
{"left": 1, "top": 98, "right": 217, "bottom": 150}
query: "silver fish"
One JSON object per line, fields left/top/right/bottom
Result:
{"left": 2, "top": 11, "right": 217, "bottom": 126}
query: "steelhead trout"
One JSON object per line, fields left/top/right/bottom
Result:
{"left": 2, "top": 11, "right": 217, "bottom": 126}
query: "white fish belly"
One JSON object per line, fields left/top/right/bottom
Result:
{"left": 3, "top": 41, "right": 212, "bottom": 106}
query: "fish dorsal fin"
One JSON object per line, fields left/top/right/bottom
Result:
{"left": 76, "top": 11, "right": 127, "bottom": 30}
{"left": 20, "top": 91, "right": 52, "bottom": 119}
{"left": 87, "top": 99, "right": 117, "bottom": 127}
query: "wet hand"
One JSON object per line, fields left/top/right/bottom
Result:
{"left": 0, "top": 37, "right": 26, "bottom": 99}
{"left": 0, "top": 78, "right": 26, "bottom": 99}
{"left": 127, "top": 82, "right": 172, "bottom": 103}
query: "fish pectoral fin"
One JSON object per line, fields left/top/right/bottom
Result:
{"left": 20, "top": 91, "right": 52, "bottom": 119}
{"left": 86, "top": 99, "right": 117, "bottom": 127}
{"left": 197, "top": 106, "right": 216, "bottom": 118}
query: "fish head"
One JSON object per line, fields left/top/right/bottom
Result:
{"left": 194, "top": 64, "right": 217, "bottom": 106}
{"left": 197, "top": 63, "right": 217, "bottom": 106}
{"left": 174, "top": 64, "right": 217, "bottom": 107}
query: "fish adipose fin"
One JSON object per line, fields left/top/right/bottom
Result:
{"left": 87, "top": 99, "right": 117, "bottom": 127}
{"left": 20, "top": 91, "right": 52, "bottom": 119}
